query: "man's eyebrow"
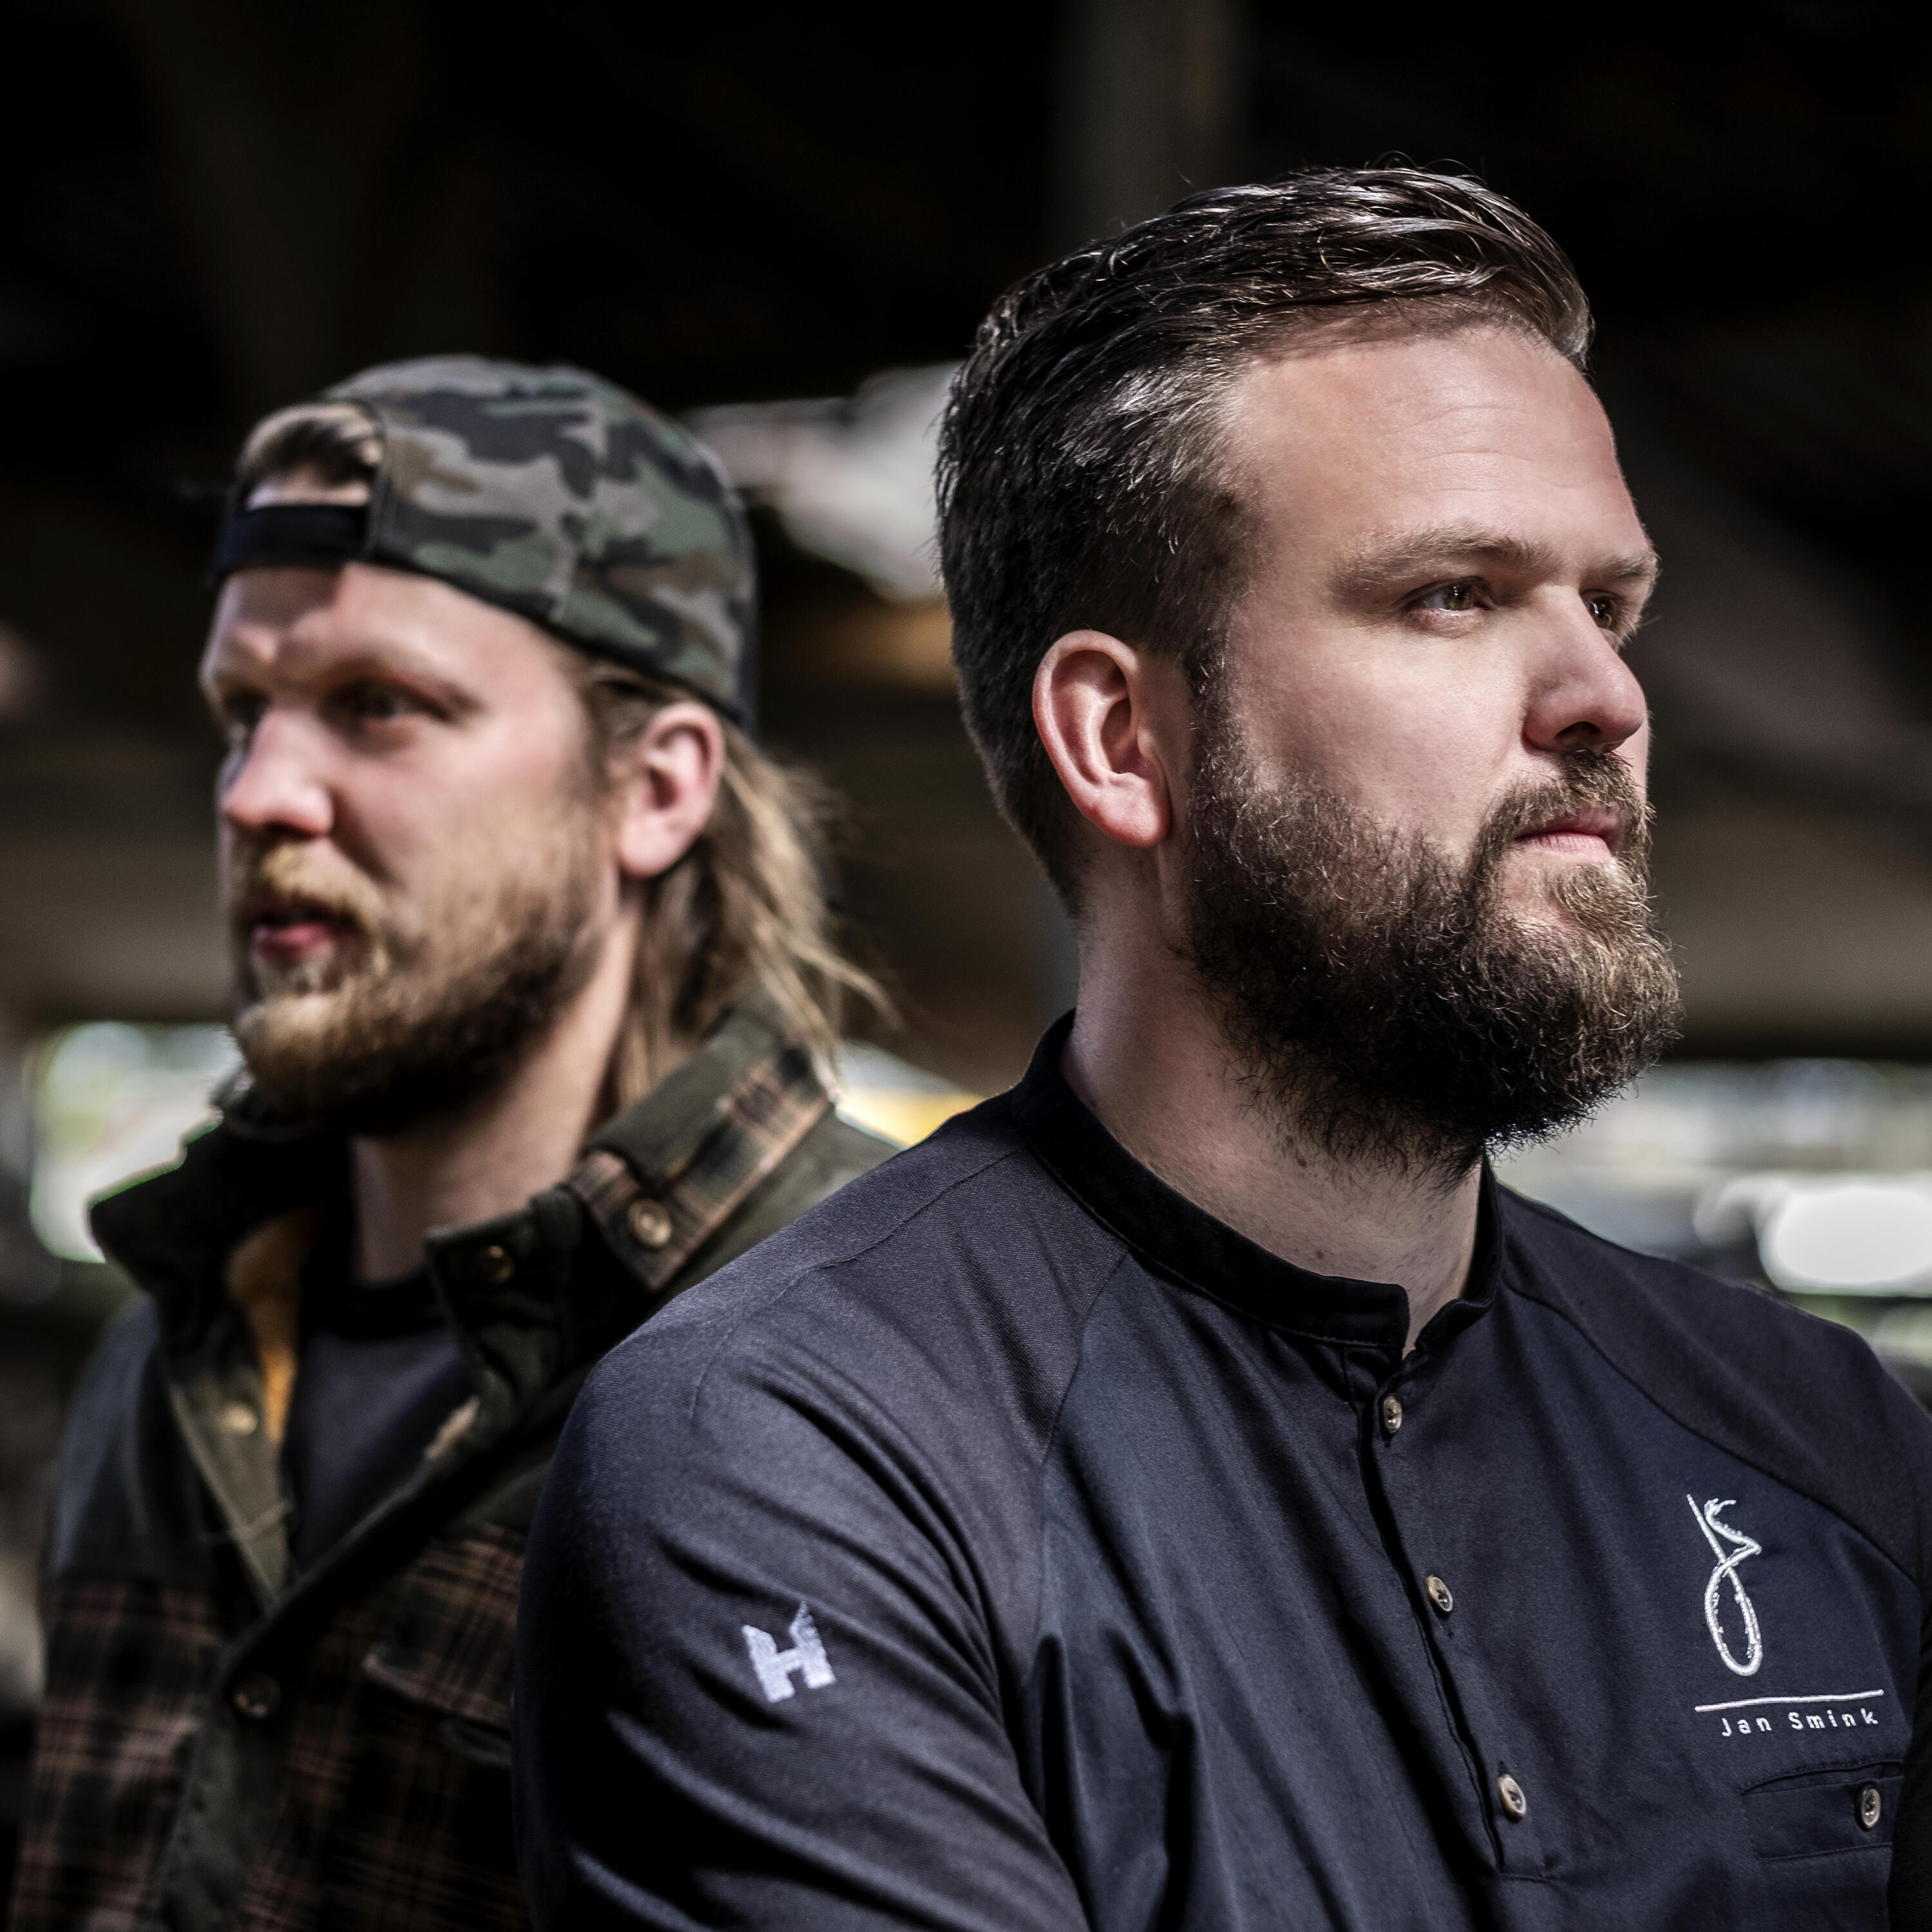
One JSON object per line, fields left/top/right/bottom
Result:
{"left": 198, "top": 641, "right": 482, "bottom": 713}
{"left": 1331, "top": 525, "right": 1661, "bottom": 599}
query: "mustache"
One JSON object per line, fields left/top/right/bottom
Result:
{"left": 223, "top": 840, "right": 388, "bottom": 936}
{"left": 1472, "top": 750, "right": 1651, "bottom": 878}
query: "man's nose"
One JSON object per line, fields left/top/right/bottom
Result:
{"left": 1524, "top": 602, "right": 1649, "bottom": 755}
{"left": 219, "top": 710, "right": 334, "bottom": 838}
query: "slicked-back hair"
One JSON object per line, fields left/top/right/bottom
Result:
{"left": 937, "top": 167, "right": 1593, "bottom": 905}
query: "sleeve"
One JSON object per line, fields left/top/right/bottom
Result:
{"left": 511, "top": 1320, "right": 1089, "bottom": 1931}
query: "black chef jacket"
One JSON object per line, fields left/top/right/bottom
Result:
{"left": 516, "top": 1021, "right": 1932, "bottom": 1930}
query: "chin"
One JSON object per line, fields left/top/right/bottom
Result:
{"left": 1510, "top": 852, "right": 1623, "bottom": 898}
{"left": 243, "top": 956, "right": 354, "bottom": 1001}
{"left": 233, "top": 983, "right": 348, "bottom": 1059}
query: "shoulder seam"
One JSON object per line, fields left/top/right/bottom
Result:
{"left": 1501, "top": 1271, "right": 1924, "bottom": 1593}
{"left": 685, "top": 1138, "right": 1034, "bottom": 1423}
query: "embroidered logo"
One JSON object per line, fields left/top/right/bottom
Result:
{"left": 1688, "top": 1494, "right": 1763, "bottom": 1677}
{"left": 743, "top": 1601, "right": 837, "bottom": 1703}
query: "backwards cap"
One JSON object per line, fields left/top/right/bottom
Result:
{"left": 214, "top": 355, "right": 757, "bottom": 723}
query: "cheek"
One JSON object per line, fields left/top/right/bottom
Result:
{"left": 337, "top": 732, "right": 596, "bottom": 891}
{"left": 1246, "top": 649, "right": 1520, "bottom": 837}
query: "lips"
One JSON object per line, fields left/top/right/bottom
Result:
{"left": 1513, "top": 804, "right": 1622, "bottom": 856}
{"left": 241, "top": 896, "right": 355, "bottom": 967}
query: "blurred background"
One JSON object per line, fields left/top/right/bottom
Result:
{"left": 3, "top": 0, "right": 1932, "bottom": 1895}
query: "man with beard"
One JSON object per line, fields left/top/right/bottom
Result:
{"left": 11, "top": 358, "right": 892, "bottom": 1932}
{"left": 515, "top": 175, "right": 1932, "bottom": 1929}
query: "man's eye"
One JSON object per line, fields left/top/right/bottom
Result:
{"left": 339, "top": 683, "right": 420, "bottom": 722}
{"left": 1414, "top": 582, "right": 1478, "bottom": 614}
{"left": 1584, "top": 593, "right": 1620, "bottom": 630}
{"left": 219, "top": 696, "right": 267, "bottom": 746}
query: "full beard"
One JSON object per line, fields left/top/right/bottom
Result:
{"left": 1181, "top": 720, "right": 1681, "bottom": 1180}
{"left": 227, "top": 837, "right": 602, "bottom": 1139}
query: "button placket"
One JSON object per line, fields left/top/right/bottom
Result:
{"left": 1363, "top": 1362, "right": 1545, "bottom": 1875}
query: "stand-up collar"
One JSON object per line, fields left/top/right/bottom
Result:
{"left": 1008, "top": 1015, "right": 1499, "bottom": 1354}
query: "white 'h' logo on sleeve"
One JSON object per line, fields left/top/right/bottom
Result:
{"left": 743, "top": 1602, "right": 837, "bottom": 1702}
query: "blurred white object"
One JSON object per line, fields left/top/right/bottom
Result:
{"left": 1499, "top": 1060, "right": 1932, "bottom": 1285}
{"left": 1701, "top": 1174, "right": 1932, "bottom": 1293}
{"left": 30, "top": 1023, "right": 239, "bottom": 1262}
{"left": 690, "top": 365, "right": 957, "bottom": 601}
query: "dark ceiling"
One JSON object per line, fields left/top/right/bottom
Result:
{"left": 5, "top": 0, "right": 1929, "bottom": 719}
{"left": 0, "top": 0, "right": 1056, "bottom": 735}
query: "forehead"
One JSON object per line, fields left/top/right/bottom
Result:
{"left": 202, "top": 562, "right": 577, "bottom": 696}
{"left": 1222, "top": 325, "right": 1644, "bottom": 562}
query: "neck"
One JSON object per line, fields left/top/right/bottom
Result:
{"left": 348, "top": 923, "right": 636, "bottom": 1281}
{"left": 1064, "top": 918, "right": 1481, "bottom": 1355}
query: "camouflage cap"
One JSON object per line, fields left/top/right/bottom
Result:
{"left": 218, "top": 355, "right": 757, "bottom": 721}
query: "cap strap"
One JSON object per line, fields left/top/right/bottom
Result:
{"left": 212, "top": 502, "right": 369, "bottom": 582}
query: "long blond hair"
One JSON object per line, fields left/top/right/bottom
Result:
{"left": 572, "top": 658, "right": 887, "bottom": 1105}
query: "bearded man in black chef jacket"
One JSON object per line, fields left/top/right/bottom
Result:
{"left": 515, "top": 169, "right": 1932, "bottom": 1932}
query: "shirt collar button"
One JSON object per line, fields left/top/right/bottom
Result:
{"left": 627, "top": 1198, "right": 674, "bottom": 1250}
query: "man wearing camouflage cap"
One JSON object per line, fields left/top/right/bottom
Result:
{"left": 11, "top": 358, "right": 893, "bottom": 1932}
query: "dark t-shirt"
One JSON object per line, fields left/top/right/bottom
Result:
{"left": 516, "top": 1020, "right": 1932, "bottom": 1931}
{"left": 283, "top": 1245, "right": 473, "bottom": 1574}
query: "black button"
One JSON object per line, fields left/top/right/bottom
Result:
{"left": 1858, "top": 1783, "right": 1882, "bottom": 1831}
{"left": 231, "top": 1671, "right": 281, "bottom": 1721}
{"left": 464, "top": 1244, "right": 516, "bottom": 1286}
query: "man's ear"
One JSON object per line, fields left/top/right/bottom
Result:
{"left": 1033, "top": 630, "right": 1184, "bottom": 851}
{"left": 608, "top": 700, "right": 726, "bottom": 882}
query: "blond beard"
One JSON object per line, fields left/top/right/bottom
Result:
{"left": 227, "top": 825, "right": 603, "bottom": 1137}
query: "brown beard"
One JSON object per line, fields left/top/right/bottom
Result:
{"left": 226, "top": 828, "right": 602, "bottom": 1139}
{"left": 1180, "top": 716, "right": 1681, "bottom": 1179}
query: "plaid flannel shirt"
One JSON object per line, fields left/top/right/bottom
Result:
{"left": 11, "top": 1007, "right": 892, "bottom": 1932}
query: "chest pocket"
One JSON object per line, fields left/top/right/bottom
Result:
{"left": 1743, "top": 1760, "right": 1901, "bottom": 1860}
{"left": 363, "top": 1520, "right": 524, "bottom": 1768}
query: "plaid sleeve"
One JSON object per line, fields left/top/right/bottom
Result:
{"left": 10, "top": 1573, "right": 225, "bottom": 1932}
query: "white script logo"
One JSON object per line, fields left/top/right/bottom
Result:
{"left": 1688, "top": 1494, "right": 1763, "bottom": 1677}
{"left": 743, "top": 1601, "right": 837, "bottom": 1703}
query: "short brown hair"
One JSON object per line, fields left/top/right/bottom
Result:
{"left": 937, "top": 167, "right": 1593, "bottom": 905}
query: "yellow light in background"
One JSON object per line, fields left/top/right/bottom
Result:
{"left": 834, "top": 1041, "right": 980, "bottom": 1148}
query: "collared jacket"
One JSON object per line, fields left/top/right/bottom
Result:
{"left": 518, "top": 1019, "right": 1932, "bottom": 1930}
{"left": 11, "top": 1006, "right": 891, "bottom": 1932}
